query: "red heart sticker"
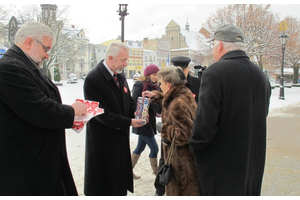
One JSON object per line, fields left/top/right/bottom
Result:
{"left": 85, "top": 101, "right": 90, "bottom": 108}
{"left": 91, "top": 102, "right": 98, "bottom": 109}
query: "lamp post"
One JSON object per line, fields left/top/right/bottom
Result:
{"left": 117, "top": 4, "right": 129, "bottom": 76}
{"left": 279, "top": 32, "right": 289, "bottom": 100}
{"left": 117, "top": 4, "right": 129, "bottom": 43}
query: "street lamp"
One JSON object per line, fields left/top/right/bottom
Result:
{"left": 279, "top": 32, "right": 289, "bottom": 100}
{"left": 117, "top": 4, "right": 129, "bottom": 43}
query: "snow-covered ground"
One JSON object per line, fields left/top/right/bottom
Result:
{"left": 58, "top": 78, "right": 300, "bottom": 142}
{"left": 57, "top": 79, "right": 300, "bottom": 196}
{"left": 58, "top": 79, "right": 300, "bottom": 112}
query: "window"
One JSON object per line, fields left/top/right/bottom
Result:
{"left": 65, "top": 62, "right": 70, "bottom": 70}
{"left": 79, "top": 44, "right": 84, "bottom": 53}
{"left": 79, "top": 58, "right": 84, "bottom": 69}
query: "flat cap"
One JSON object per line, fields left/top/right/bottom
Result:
{"left": 171, "top": 56, "right": 191, "bottom": 69}
{"left": 208, "top": 24, "right": 244, "bottom": 43}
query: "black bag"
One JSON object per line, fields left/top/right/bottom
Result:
{"left": 157, "top": 163, "right": 173, "bottom": 185}
{"left": 155, "top": 135, "right": 176, "bottom": 186}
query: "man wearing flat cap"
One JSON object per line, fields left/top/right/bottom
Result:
{"left": 189, "top": 24, "right": 271, "bottom": 196}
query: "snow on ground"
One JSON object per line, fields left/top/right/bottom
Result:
{"left": 57, "top": 78, "right": 300, "bottom": 112}
{"left": 57, "top": 78, "right": 299, "bottom": 149}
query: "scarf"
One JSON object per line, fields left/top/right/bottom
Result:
{"left": 142, "top": 80, "right": 158, "bottom": 92}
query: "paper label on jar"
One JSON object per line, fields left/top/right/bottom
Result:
{"left": 135, "top": 97, "right": 150, "bottom": 125}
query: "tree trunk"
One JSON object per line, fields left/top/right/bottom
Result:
{"left": 293, "top": 66, "right": 299, "bottom": 84}
{"left": 259, "top": 55, "right": 263, "bottom": 70}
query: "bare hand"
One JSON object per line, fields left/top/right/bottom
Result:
{"left": 71, "top": 102, "right": 87, "bottom": 116}
{"left": 131, "top": 119, "right": 145, "bottom": 127}
{"left": 142, "top": 90, "right": 155, "bottom": 98}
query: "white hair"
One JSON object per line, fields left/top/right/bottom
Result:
{"left": 15, "top": 21, "right": 56, "bottom": 45}
{"left": 105, "top": 41, "right": 130, "bottom": 60}
{"left": 214, "top": 39, "right": 245, "bottom": 52}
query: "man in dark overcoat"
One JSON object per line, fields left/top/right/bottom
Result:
{"left": 0, "top": 21, "right": 87, "bottom": 195}
{"left": 83, "top": 42, "right": 144, "bottom": 196}
{"left": 171, "top": 56, "right": 201, "bottom": 103}
{"left": 189, "top": 24, "right": 271, "bottom": 196}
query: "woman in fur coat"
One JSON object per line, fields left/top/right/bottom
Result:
{"left": 143, "top": 66, "right": 199, "bottom": 196}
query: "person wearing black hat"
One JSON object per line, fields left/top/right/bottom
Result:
{"left": 171, "top": 56, "right": 201, "bottom": 103}
{"left": 189, "top": 24, "right": 271, "bottom": 195}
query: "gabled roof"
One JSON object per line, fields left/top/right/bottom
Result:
{"left": 166, "top": 20, "right": 180, "bottom": 29}
{"left": 62, "top": 24, "right": 82, "bottom": 38}
{"left": 180, "top": 28, "right": 207, "bottom": 51}
{"left": 126, "top": 40, "right": 143, "bottom": 49}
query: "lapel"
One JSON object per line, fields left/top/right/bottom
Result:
{"left": 97, "top": 61, "right": 131, "bottom": 116}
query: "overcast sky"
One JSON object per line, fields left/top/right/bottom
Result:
{"left": 5, "top": 1, "right": 300, "bottom": 44}
{"left": 67, "top": 2, "right": 300, "bottom": 43}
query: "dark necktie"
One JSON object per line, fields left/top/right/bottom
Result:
{"left": 113, "top": 72, "right": 120, "bottom": 89}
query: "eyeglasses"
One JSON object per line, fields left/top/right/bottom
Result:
{"left": 34, "top": 39, "right": 51, "bottom": 54}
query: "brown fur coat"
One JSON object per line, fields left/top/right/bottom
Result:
{"left": 151, "top": 84, "right": 199, "bottom": 196}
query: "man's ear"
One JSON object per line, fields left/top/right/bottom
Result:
{"left": 218, "top": 41, "right": 223, "bottom": 53}
{"left": 108, "top": 55, "right": 114, "bottom": 62}
{"left": 24, "top": 37, "right": 34, "bottom": 50}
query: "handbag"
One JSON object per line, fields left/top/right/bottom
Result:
{"left": 156, "top": 135, "right": 177, "bottom": 185}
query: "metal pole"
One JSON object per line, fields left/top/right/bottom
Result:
{"left": 121, "top": 17, "right": 124, "bottom": 43}
{"left": 279, "top": 46, "right": 285, "bottom": 100}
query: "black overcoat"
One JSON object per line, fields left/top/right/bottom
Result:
{"left": 189, "top": 50, "right": 271, "bottom": 195}
{"left": 0, "top": 45, "right": 77, "bottom": 195}
{"left": 131, "top": 81, "right": 157, "bottom": 137}
{"left": 83, "top": 60, "right": 136, "bottom": 196}
{"left": 185, "top": 73, "right": 201, "bottom": 103}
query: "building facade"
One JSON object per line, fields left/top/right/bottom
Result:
{"left": 126, "top": 40, "right": 144, "bottom": 78}
{"left": 143, "top": 49, "right": 158, "bottom": 73}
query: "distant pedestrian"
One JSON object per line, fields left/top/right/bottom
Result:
{"left": 83, "top": 41, "right": 144, "bottom": 196}
{"left": 189, "top": 24, "right": 271, "bottom": 196}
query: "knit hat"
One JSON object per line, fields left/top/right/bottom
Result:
{"left": 144, "top": 64, "right": 159, "bottom": 76}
